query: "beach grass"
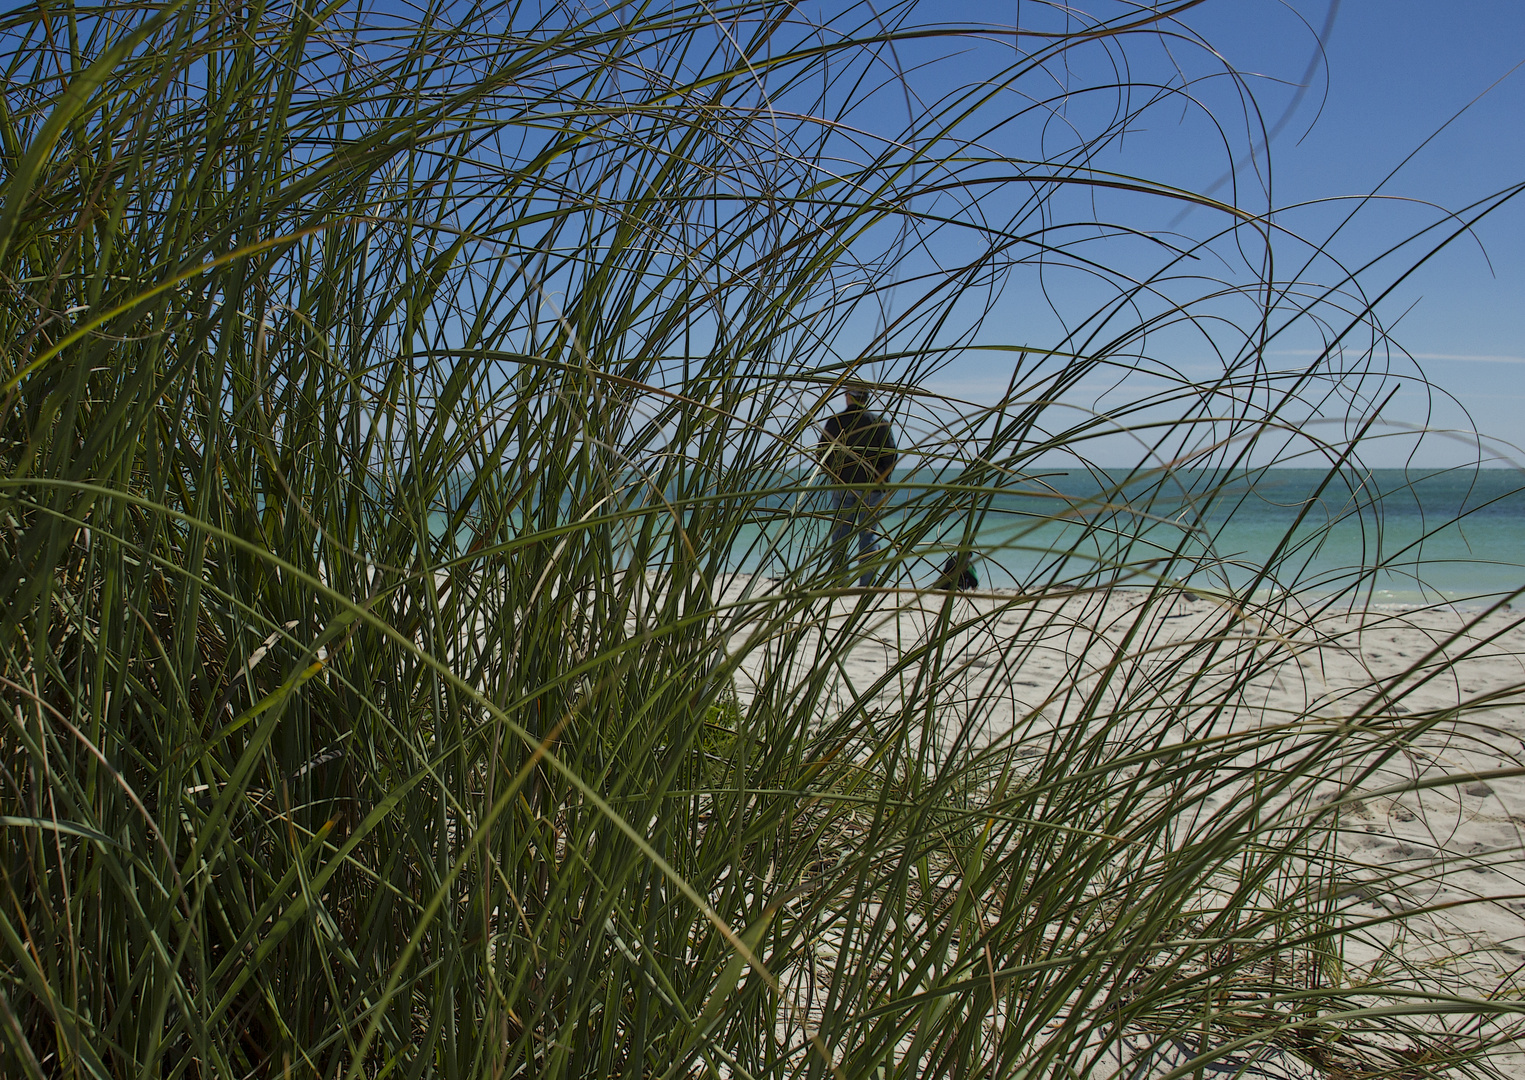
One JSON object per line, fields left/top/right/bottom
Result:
{"left": 2, "top": 1, "right": 1523, "bottom": 1077}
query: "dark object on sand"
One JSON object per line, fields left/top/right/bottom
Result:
{"left": 936, "top": 555, "right": 978, "bottom": 591}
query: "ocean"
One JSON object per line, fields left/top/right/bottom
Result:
{"left": 727, "top": 467, "right": 1525, "bottom": 607}
{"left": 430, "top": 466, "right": 1523, "bottom": 608}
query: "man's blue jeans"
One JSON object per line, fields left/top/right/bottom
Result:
{"left": 828, "top": 488, "right": 888, "bottom": 587}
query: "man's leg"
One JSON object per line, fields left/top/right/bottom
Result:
{"left": 855, "top": 490, "right": 887, "bottom": 587}
{"left": 827, "top": 488, "right": 854, "bottom": 576}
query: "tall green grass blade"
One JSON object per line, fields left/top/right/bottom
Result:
{"left": 4, "top": 2, "right": 1524, "bottom": 1077}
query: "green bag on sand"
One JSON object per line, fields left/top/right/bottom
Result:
{"left": 936, "top": 555, "right": 978, "bottom": 591}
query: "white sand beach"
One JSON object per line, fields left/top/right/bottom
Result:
{"left": 713, "top": 575, "right": 1525, "bottom": 1076}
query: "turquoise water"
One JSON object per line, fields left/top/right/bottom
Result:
{"left": 431, "top": 467, "right": 1523, "bottom": 607}
{"left": 730, "top": 468, "right": 1525, "bottom": 607}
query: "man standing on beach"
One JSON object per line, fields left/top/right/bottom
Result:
{"left": 818, "top": 382, "right": 898, "bottom": 587}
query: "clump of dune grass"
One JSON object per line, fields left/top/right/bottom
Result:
{"left": 3, "top": 1, "right": 1524, "bottom": 1077}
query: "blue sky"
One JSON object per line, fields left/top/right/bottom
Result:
{"left": 896, "top": 1, "right": 1525, "bottom": 468}
{"left": 352, "top": 0, "right": 1520, "bottom": 471}
{"left": 1216, "top": 0, "right": 1524, "bottom": 466}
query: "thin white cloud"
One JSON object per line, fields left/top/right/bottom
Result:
{"left": 1409, "top": 353, "right": 1525, "bottom": 364}
{"left": 1270, "top": 349, "right": 1525, "bottom": 364}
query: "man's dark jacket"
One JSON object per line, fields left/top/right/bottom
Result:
{"left": 820, "top": 403, "right": 897, "bottom": 486}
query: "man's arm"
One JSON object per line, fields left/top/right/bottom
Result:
{"left": 872, "top": 418, "right": 897, "bottom": 484}
{"left": 818, "top": 415, "right": 839, "bottom": 467}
